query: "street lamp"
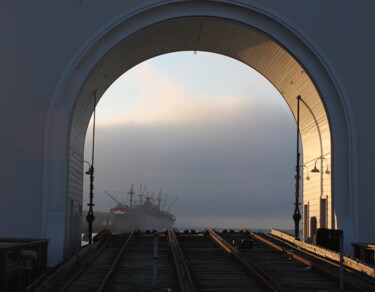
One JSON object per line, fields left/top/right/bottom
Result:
{"left": 302, "top": 165, "right": 310, "bottom": 180}
{"left": 83, "top": 160, "right": 91, "bottom": 174}
{"left": 299, "top": 97, "right": 335, "bottom": 230}
{"left": 293, "top": 95, "right": 302, "bottom": 240}
{"left": 295, "top": 165, "right": 310, "bottom": 184}
{"left": 311, "top": 156, "right": 330, "bottom": 229}
{"left": 84, "top": 160, "right": 95, "bottom": 244}
{"left": 86, "top": 91, "right": 97, "bottom": 244}
{"left": 311, "top": 156, "right": 330, "bottom": 174}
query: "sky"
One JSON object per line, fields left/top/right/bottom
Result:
{"left": 83, "top": 51, "right": 297, "bottom": 230}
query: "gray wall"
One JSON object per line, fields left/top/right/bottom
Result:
{"left": 0, "top": 0, "right": 374, "bottom": 265}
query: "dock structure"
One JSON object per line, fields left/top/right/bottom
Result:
{"left": 0, "top": 238, "right": 48, "bottom": 292}
{"left": 1, "top": 1, "right": 375, "bottom": 266}
{"left": 25, "top": 229, "right": 375, "bottom": 292}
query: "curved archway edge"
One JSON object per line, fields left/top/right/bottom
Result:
{"left": 42, "top": 1, "right": 357, "bottom": 264}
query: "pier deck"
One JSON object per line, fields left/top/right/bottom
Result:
{"left": 27, "top": 229, "right": 375, "bottom": 292}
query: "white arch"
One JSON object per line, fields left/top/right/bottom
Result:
{"left": 42, "top": 1, "right": 356, "bottom": 264}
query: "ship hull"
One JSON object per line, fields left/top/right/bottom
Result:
{"left": 111, "top": 210, "right": 175, "bottom": 232}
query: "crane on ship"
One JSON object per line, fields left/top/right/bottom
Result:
{"left": 104, "top": 190, "right": 123, "bottom": 205}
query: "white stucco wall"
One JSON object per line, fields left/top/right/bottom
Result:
{"left": 0, "top": 0, "right": 374, "bottom": 265}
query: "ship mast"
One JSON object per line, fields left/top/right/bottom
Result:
{"left": 162, "top": 194, "right": 168, "bottom": 211}
{"left": 128, "top": 184, "right": 135, "bottom": 208}
{"left": 156, "top": 190, "right": 162, "bottom": 208}
{"left": 138, "top": 184, "right": 147, "bottom": 204}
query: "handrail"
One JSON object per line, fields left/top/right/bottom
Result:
{"left": 245, "top": 229, "right": 366, "bottom": 292}
{"left": 0, "top": 238, "right": 49, "bottom": 250}
{"left": 58, "top": 230, "right": 112, "bottom": 292}
{"left": 270, "top": 229, "right": 375, "bottom": 278}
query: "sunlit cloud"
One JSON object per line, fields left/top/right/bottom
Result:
{"left": 85, "top": 52, "right": 296, "bottom": 230}
{"left": 97, "top": 62, "right": 264, "bottom": 127}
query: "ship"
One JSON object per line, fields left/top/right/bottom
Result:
{"left": 105, "top": 185, "right": 176, "bottom": 232}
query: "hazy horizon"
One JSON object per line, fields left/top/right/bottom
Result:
{"left": 83, "top": 52, "right": 297, "bottom": 230}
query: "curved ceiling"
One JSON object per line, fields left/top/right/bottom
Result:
{"left": 71, "top": 17, "right": 332, "bottom": 231}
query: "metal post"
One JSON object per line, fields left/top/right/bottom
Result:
{"left": 339, "top": 234, "right": 344, "bottom": 291}
{"left": 86, "top": 92, "right": 96, "bottom": 244}
{"left": 293, "top": 96, "right": 302, "bottom": 240}
{"left": 87, "top": 165, "right": 95, "bottom": 244}
{"left": 153, "top": 231, "right": 159, "bottom": 289}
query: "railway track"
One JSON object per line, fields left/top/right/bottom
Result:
{"left": 250, "top": 230, "right": 375, "bottom": 291}
{"left": 167, "top": 228, "right": 196, "bottom": 292}
{"left": 102, "top": 230, "right": 176, "bottom": 291}
{"left": 47, "top": 232, "right": 133, "bottom": 291}
{"left": 43, "top": 229, "right": 374, "bottom": 291}
{"left": 173, "top": 229, "right": 265, "bottom": 291}
{"left": 216, "top": 229, "right": 375, "bottom": 291}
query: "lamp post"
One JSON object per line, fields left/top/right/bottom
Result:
{"left": 293, "top": 96, "right": 302, "bottom": 240}
{"left": 311, "top": 156, "right": 330, "bottom": 202}
{"left": 311, "top": 156, "right": 330, "bottom": 229}
{"left": 85, "top": 162, "right": 95, "bottom": 244}
{"left": 299, "top": 97, "right": 334, "bottom": 230}
{"left": 86, "top": 92, "right": 97, "bottom": 244}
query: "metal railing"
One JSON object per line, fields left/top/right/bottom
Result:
{"left": 0, "top": 238, "right": 48, "bottom": 292}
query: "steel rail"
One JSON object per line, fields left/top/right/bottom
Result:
{"left": 167, "top": 229, "right": 196, "bottom": 292}
{"left": 96, "top": 230, "right": 135, "bottom": 292}
{"left": 243, "top": 229, "right": 366, "bottom": 292}
{"left": 205, "top": 229, "right": 288, "bottom": 292}
{"left": 59, "top": 231, "right": 112, "bottom": 292}
{"left": 265, "top": 232, "right": 375, "bottom": 286}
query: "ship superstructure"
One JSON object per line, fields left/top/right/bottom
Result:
{"left": 106, "top": 185, "right": 176, "bottom": 232}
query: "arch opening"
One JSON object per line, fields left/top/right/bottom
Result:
{"left": 67, "top": 17, "right": 332, "bottom": 255}
{"left": 42, "top": 2, "right": 359, "bottom": 264}
{"left": 81, "top": 51, "right": 298, "bottom": 237}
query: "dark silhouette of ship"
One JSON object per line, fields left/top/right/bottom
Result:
{"left": 105, "top": 185, "right": 176, "bottom": 232}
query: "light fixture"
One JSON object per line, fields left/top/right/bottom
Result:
{"left": 302, "top": 165, "right": 310, "bottom": 180}
{"left": 85, "top": 165, "right": 93, "bottom": 175}
{"left": 311, "top": 165, "right": 320, "bottom": 173}
{"left": 311, "top": 157, "right": 330, "bottom": 174}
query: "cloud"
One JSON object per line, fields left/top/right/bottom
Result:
{"left": 96, "top": 61, "right": 278, "bottom": 127}
{"left": 85, "top": 107, "right": 296, "bottom": 230}
{"left": 84, "top": 53, "right": 296, "bottom": 230}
